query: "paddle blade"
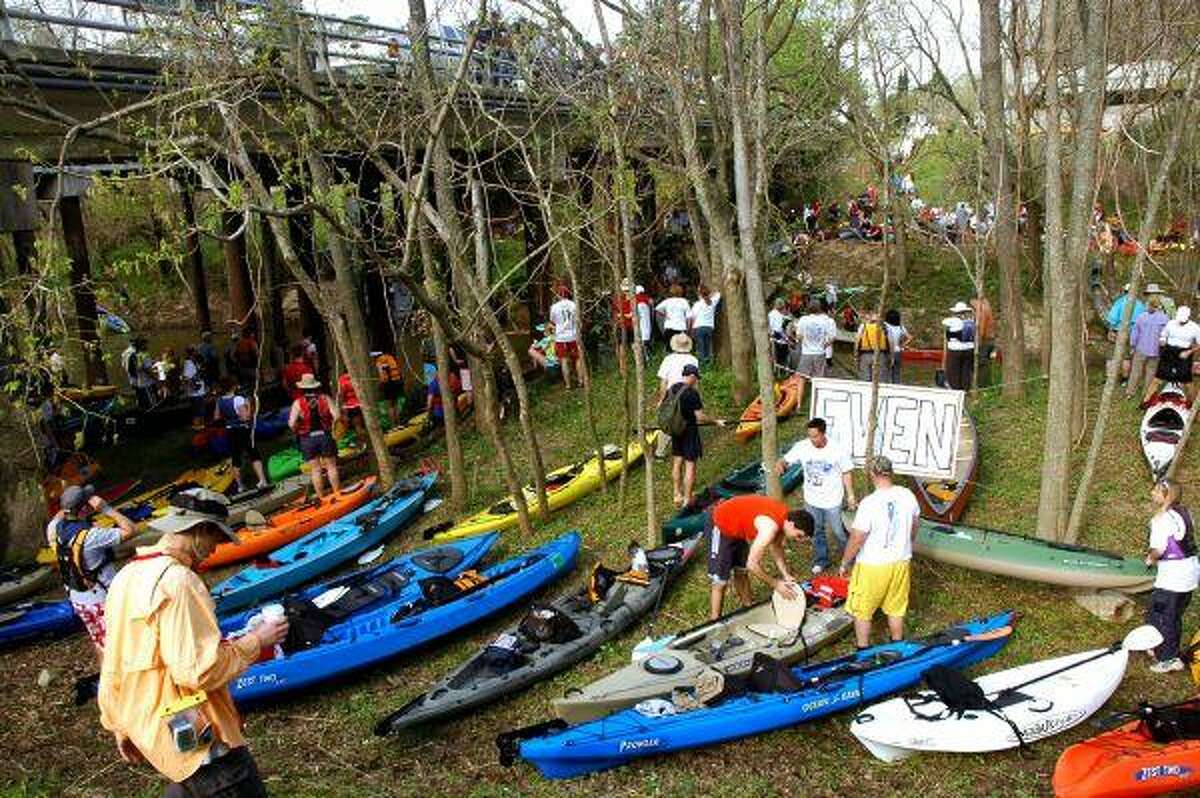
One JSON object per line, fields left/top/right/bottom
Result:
{"left": 1122, "top": 624, "right": 1164, "bottom": 653}
{"left": 962, "top": 624, "right": 1014, "bottom": 644}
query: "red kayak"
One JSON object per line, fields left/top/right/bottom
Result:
{"left": 45, "top": 477, "right": 141, "bottom": 516}
{"left": 901, "top": 348, "right": 1003, "bottom": 365}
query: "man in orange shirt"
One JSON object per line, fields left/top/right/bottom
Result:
{"left": 706, "top": 494, "right": 814, "bottom": 619}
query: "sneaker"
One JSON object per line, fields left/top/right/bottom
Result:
{"left": 811, "top": 563, "right": 825, "bottom": 575}
{"left": 1150, "top": 658, "right": 1185, "bottom": 673}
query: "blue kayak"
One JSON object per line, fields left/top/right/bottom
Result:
{"left": 0, "top": 601, "right": 81, "bottom": 649}
{"left": 229, "top": 531, "right": 579, "bottom": 703}
{"left": 253, "top": 408, "right": 291, "bottom": 441}
{"left": 506, "top": 610, "right": 1015, "bottom": 779}
{"left": 211, "top": 474, "right": 434, "bottom": 614}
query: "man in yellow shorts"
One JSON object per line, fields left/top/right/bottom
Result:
{"left": 838, "top": 456, "right": 920, "bottom": 648}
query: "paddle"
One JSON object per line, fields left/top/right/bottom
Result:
{"left": 995, "top": 625, "right": 1162, "bottom": 702}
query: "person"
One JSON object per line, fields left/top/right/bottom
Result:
{"left": 1143, "top": 306, "right": 1200, "bottom": 407}
{"left": 527, "top": 325, "right": 560, "bottom": 372}
{"left": 123, "top": 336, "right": 157, "bottom": 409}
{"left": 300, "top": 329, "right": 320, "bottom": 375}
{"left": 656, "top": 283, "right": 691, "bottom": 344}
{"left": 153, "top": 348, "right": 178, "bottom": 401}
{"left": 768, "top": 298, "right": 791, "bottom": 371}
{"left": 689, "top": 285, "right": 721, "bottom": 365}
{"left": 1143, "top": 478, "right": 1198, "bottom": 673}
{"left": 706, "top": 493, "right": 814, "bottom": 620}
{"left": 1105, "top": 283, "right": 1147, "bottom": 333}
{"left": 282, "top": 344, "right": 309, "bottom": 402}
{"left": 613, "top": 279, "right": 636, "bottom": 376}
{"left": 548, "top": 285, "right": 580, "bottom": 389}
{"left": 181, "top": 347, "right": 206, "bottom": 428}
{"left": 970, "top": 296, "right": 995, "bottom": 386}
{"left": 374, "top": 351, "right": 405, "bottom": 427}
{"left": 287, "top": 373, "right": 341, "bottom": 499}
{"left": 666, "top": 363, "right": 725, "bottom": 508}
{"left": 337, "top": 371, "right": 366, "bottom": 443}
{"left": 197, "top": 331, "right": 220, "bottom": 384}
{"left": 214, "top": 377, "right": 268, "bottom": 492}
{"left": 1128, "top": 295, "right": 1170, "bottom": 400}
{"left": 451, "top": 345, "right": 473, "bottom": 404}
{"left": 48, "top": 348, "right": 69, "bottom": 387}
{"left": 822, "top": 298, "right": 836, "bottom": 372}
{"left": 98, "top": 508, "right": 288, "bottom": 797}
{"left": 777, "top": 417, "right": 857, "bottom": 574}
{"left": 883, "top": 309, "right": 913, "bottom": 384}
{"left": 789, "top": 300, "right": 834, "bottom": 380}
{"left": 839, "top": 456, "right": 920, "bottom": 648}
{"left": 635, "top": 285, "right": 654, "bottom": 360}
{"left": 231, "top": 329, "right": 259, "bottom": 388}
{"left": 426, "top": 366, "right": 462, "bottom": 426}
{"left": 653, "top": 334, "right": 700, "bottom": 459}
{"left": 854, "top": 309, "right": 890, "bottom": 382}
{"left": 941, "top": 301, "right": 977, "bottom": 391}
{"left": 47, "top": 485, "right": 137, "bottom": 658}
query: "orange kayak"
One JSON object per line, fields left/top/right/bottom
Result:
{"left": 197, "top": 477, "right": 378, "bottom": 572}
{"left": 734, "top": 376, "right": 805, "bottom": 442}
{"left": 1053, "top": 703, "right": 1200, "bottom": 797}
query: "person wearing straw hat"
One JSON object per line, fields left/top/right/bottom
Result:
{"left": 98, "top": 496, "right": 287, "bottom": 797}
{"left": 1128, "top": 292, "right": 1170, "bottom": 400}
{"left": 653, "top": 333, "right": 700, "bottom": 459}
{"left": 941, "top": 301, "right": 976, "bottom": 391}
{"left": 287, "top": 373, "right": 342, "bottom": 499}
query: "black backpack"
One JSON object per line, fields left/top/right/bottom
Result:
{"left": 518, "top": 605, "right": 582, "bottom": 645}
{"left": 920, "top": 665, "right": 990, "bottom": 713}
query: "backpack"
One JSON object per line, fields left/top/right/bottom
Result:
{"left": 1142, "top": 702, "right": 1200, "bottom": 743}
{"left": 657, "top": 385, "right": 689, "bottom": 438}
{"left": 53, "top": 517, "right": 110, "bottom": 593}
{"left": 919, "top": 665, "right": 990, "bottom": 714}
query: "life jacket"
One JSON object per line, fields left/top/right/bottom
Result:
{"left": 53, "top": 517, "right": 110, "bottom": 593}
{"left": 295, "top": 394, "right": 333, "bottom": 436}
{"left": 857, "top": 321, "right": 890, "bottom": 353}
{"left": 217, "top": 395, "right": 247, "bottom": 429}
{"left": 1160, "top": 505, "right": 1197, "bottom": 561}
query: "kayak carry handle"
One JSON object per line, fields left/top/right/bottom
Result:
{"left": 496, "top": 719, "right": 569, "bottom": 767}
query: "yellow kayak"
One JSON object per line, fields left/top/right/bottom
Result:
{"left": 432, "top": 432, "right": 658, "bottom": 542}
{"left": 384, "top": 394, "right": 474, "bottom": 452}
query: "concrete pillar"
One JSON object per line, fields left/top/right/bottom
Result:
{"left": 177, "top": 185, "right": 212, "bottom": 332}
{"left": 284, "top": 182, "right": 327, "bottom": 381}
{"left": 58, "top": 194, "right": 107, "bottom": 385}
{"left": 0, "top": 161, "right": 43, "bottom": 337}
{"left": 222, "top": 210, "right": 255, "bottom": 332}
{"left": 356, "top": 160, "right": 393, "bottom": 352}
{"left": 522, "top": 200, "right": 551, "bottom": 320}
{"left": 258, "top": 213, "right": 287, "bottom": 354}
{"left": 635, "top": 161, "right": 657, "bottom": 234}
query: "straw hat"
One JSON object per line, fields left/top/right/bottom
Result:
{"left": 670, "top": 333, "right": 693, "bottom": 353}
{"left": 1144, "top": 283, "right": 1166, "bottom": 295}
{"left": 297, "top": 373, "right": 321, "bottom": 390}
{"left": 949, "top": 301, "right": 972, "bottom": 314}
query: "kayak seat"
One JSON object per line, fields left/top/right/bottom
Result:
{"left": 411, "top": 548, "right": 466, "bottom": 575}
{"left": 1147, "top": 430, "right": 1181, "bottom": 444}
{"left": 1148, "top": 409, "right": 1185, "bottom": 430}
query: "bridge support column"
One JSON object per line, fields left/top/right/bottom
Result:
{"left": 522, "top": 199, "right": 550, "bottom": 320}
{"left": 258, "top": 213, "right": 287, "bottom": 357}
{"left": 177, "top": 184, "right": 212, "bottom": 333}
{"left": 58, "top": 192, "right": 107, "bottom": 385}
{"left": 285, "top": 182, "right": 328, "bottom": 382}
{"left": 222, "top": 210, "right": 256, "bottom": 333}
{"left": 356, "top": 160, "right": 393, "bottom": 352}
{"left": 0, "top": 161, "right": 43, "bottom": 340}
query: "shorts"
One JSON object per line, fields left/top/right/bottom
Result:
{"left": 671, "top": 427, "right": 702, "bottom": 462}
{"left": 71, "top": 600, "right": 106, "bottom": 650}
{"left": 381, "top": 381, "right": 403, "bottom": 402}
{"left": 554, "top": 341, "right": 580, "bottom": 361}
{"left": 227, "top": 426, "right": 261, "bottom": 468}
{"left": 707, "top": 522, "right": 750, "bottom": 585}
{"left": 794, "top": 353, "right": 826, "bottom": 378}
{"left": 1156, "top": 345, "right": 1194, "bottom": 383}
{"left": 298, "top": 431, "right": 336, "bottom": 461}
{"left": 847, "top": 560, "right": 911, "bottom": 620}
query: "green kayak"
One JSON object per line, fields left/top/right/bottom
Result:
{"left": 910, "top": 516, "right": 1154, "bottom": 593}
{"left": 662, "top": 459, "right": 804, "bottom": 544}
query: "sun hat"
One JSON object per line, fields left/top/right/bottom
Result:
{"left": 151, "top": 488, "right": 237, "bottom": 540}
{"left": 670, "top": 333, "right": 694, "bottom": 353}
{"left": 1144, "top": 283, "right": 1166, "bottom": 294}
{"left": 297, "top": 373, "right": 321, "bottom": 390}
{"left": 949, "top": 301, "right": 972, "bottom": 314}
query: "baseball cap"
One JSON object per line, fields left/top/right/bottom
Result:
{"left": 681, "top": 364, "right": 701, "bottom": 378}
{"left": 60, "top": 484, "right": 95, "bottom": 513}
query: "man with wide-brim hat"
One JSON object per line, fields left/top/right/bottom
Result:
{"left": 1144, "top": 283, "right": 1177, "bottom": 318}
{"left": 941, "top": 301, "right": 976, "bottom": 391}
{"left": 651, "top": 333, "right": 699, "bottom": 460}
{"left": 99, "top": 487, "right": 286, "bottom": 797}
{"left": 287, "top": 373, "right": 343, "bottom": 499}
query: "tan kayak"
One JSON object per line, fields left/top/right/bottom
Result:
{"left": 552, "top": 592, "right": 853, "bottom": 725}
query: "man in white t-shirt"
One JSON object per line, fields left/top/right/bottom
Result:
{"left": 548, "top": 285, "right": 580, "bottom": 389}
{"left": 1142, "top": 306, "right": 1200, "bottom": 406}
{"left": 777, "top": 417, "right": 857, "bottom": 574}
{"left": 840, "top": 456, "right": 920, "bottom": 647}
{"left": 789, "top": 300, "right": 834, "bottom": 378}
{"left": 654, "top": 334, "right": 700, "bottom": 458}
{"left": 768, "top": 298, "right": 791, "bottom": 371}
{"left": 656, "top": 285, "right": 692, "bottom": 342}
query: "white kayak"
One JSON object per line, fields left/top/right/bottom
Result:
{"left": 1140, "top": 383, "right": 1192, "bottom": 479}
{"left": 849, "top": 647, "right": 1129, "bottom": 762}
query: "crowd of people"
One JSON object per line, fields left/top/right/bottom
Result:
{"left": 1103, "top": 283, "right": 1200, "bottom": 407}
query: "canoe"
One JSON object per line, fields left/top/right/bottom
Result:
{"left": 900, "top": 349, "right": 1003, "bottom": 365}
{"left": 551, "top": 581, "right": 853, "bottom": 725}
{"left": 1053, "top": 700, "right": 1200, "bottom": 798}
{"left": 502, "top": 610, "right": 1015, "bottom": 779}
{"left": 734, "top": 376, "right": 804, "bottom": 443}
{"left": 912, "top": 411, "right": 978, "bottom": 523}
{"left": 384, "top": 394, "right": 473, "bottom": 453}
{"left": 57, "top": 384, "right": 119, "bottom": 403}
{"left": 211, "top": 474, "right": 434, "bottom": 614}
{"left": 223, "top": 532, "right": 506, "bottom": 704}
{"left": 1140, "top": 384, "right": 1192, "bottom": 479}
{"left": 376, "top": 533, "right": 702, "bottom": 734}
{"left": 0, "top": 564, "right": 54, "bottom": 608}
{"left": 45, "top": 476, "right": 140, "bottom": 516}
{"left": 909, "top": 516, "right": 1155, "bottom": 593}
{"left": 851, "top": 646, "right": 1129, "bottom": 762}
{"left": 0, "top": 600, "right": 81, "bottom": 650}
{"left": 114, "top": 398, "right": 198, "bottom": 437}
{"left": 197, "top": 477, "right": 378, "bottom": 571}
{"left": 662, "top": 459, "right": 804, "bottom": 544}
{"left": 433, "top": 434, "right": 659, "bottom": 542}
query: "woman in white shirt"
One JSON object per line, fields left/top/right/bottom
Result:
{"left": 1142, "top": 306, "right": 1200, "bottom": 406}
{"left": 1144, "top": 478, "right": 1199, "bottom": 673}
{"left": 688, "top": 286, "right": 721, "bottom": 364}
{"left": 656, "top": 284, "right": 692, "bottom": 342}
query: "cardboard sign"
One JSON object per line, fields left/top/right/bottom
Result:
{"left": 808, "top": 378, "right": 964, "bottom": 479}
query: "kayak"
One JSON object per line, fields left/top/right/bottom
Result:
{"left": 0, "top": 600, "right": 81, "bottom": 649}
{"left": 198, "top": 477, "right": 378, "bottom": 571}
{"left": 662, "top": 459, "right": 804, "bottom": 544}
{"left": 254, "top": 408, "right": 291, "bottom": 440}
{"left": 502, "top": 610, "right": 1015, "bottom": 779}
{"left": 1053, "top": 700, "right": 1200, "bottom": 798}
{"left": 57, "top": 384, "right": 119, "bottom": 403}
{"left": 0, "top": 564, "right": 54, "bottom": 607}
{"left": 376, "top": 533, "right": 702, "bottom": 734}
{"left": 267, "top": 435, "right": 363, "bottom": 482}
{"left": 96, "top": 303, "right": 130, "bottom": 334}
{"left": 45, "top": 476, "right": 140, "bottom": 516}
{"left": 1140, "top": 384, "right": 1192, "bottom": 480}
{"left": 211, "top": 474, "right": 435, "bottom": 614}
{"left": 224, "top": 532, "right": 506, "bottom": 703}
{"left": 851, "top": 646, "right": 1129, "bottom": 762}
{"left": 912, "top": 411, "right": 978, "bottom": 523}
{"left": 734, "top": 376, "right": 804, "bottom": 443}
{"left": 552, "top": 581, "right": 854, "bottom": 725}
{"left": 433, "top": 434, "right": 658, "bottom": 542}
{"left": 384, "top": 394, "right": 473, "bottom": 453}
{"left": 909, "top": 516, "right": 1155, "bottom": 593}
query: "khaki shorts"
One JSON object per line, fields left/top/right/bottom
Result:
{"left": 847, "top": 560, "right": 911, "bottom": 620}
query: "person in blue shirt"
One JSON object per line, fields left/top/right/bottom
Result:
{"left": 1106, "top": 284, "right": 1147, "bottom": 332}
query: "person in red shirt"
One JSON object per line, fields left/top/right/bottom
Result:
{"left": 337, "top": 371, "right": 366, "bottom": 443}
{"left": 707, "top": 495, "right": 813, "bottom": 619}
{"left": 282, "top": 344, "right": 309, "bottom": 401}
{"left": 613, "top": 278, "right": 636, "bottom": 376}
